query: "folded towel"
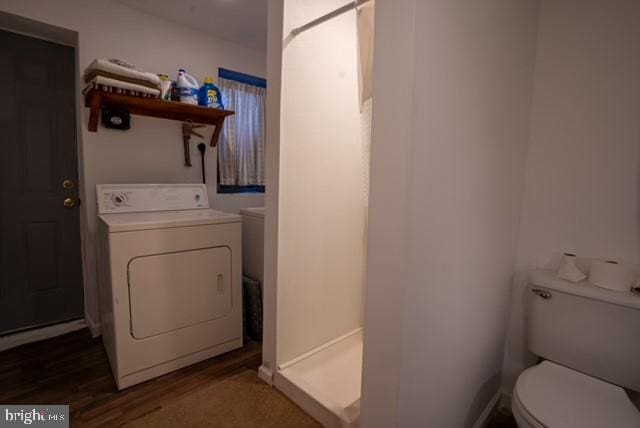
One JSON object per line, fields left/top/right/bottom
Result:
{"left": 84, "top": 59, "right": 160, "bottom": 88}
{"left": 85, "top": 70, "right": 159, "bottom": 90}
{"left": 85, "top": 75, "right": 160, "bottom": 97}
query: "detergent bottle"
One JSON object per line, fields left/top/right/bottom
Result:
{"left": 176, "top": 69, "right": 199, "bottom": 104}
{"left": 198, "top": 77, "right": 224, "bottom": 109}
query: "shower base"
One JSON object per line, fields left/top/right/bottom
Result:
{"left": 275, "top": 328, "right": 363, "bottom": 427}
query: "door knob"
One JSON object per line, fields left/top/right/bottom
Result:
{"left": 63, "top": 198, "right": 76, "bottom": 209}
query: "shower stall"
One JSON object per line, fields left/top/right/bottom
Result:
{"left": 262, "top": 1, "right": 374, "bottom": 426}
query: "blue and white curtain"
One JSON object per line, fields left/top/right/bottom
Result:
{"left": 218, "top": 75, "right": 266, "bottom": 186}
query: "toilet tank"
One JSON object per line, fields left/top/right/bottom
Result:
{"left": 527, "top": 270, "right": 640, "bottom": 391}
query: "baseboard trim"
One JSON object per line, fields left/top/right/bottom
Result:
{"left": 473, "top": 391, "right": 502, "bottom": 428}
{"left": 258, "top": 365, "right": 274, "bottom": 385}
{"left": 85, "top": 313, "right": 101, "bottom": 337}
{"left": 0, "top": 319, "right": 87, "bottom": 352}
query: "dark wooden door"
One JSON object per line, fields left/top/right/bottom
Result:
{"left": 0, "top": 30, "right": 84, "bottom": 334}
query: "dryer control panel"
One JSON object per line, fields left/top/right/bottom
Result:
{"left": 97, "top": 184, "right": 209, "bottom": 214}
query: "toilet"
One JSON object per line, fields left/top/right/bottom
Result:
{"left": 512, "top": 270, "right": 640, "bottom": 428}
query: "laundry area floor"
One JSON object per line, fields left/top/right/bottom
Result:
{"left": 0, "top": 329, "right": 319, "bottom": 427}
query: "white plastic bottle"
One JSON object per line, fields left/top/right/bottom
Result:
{"left": 176, "top": 69, "right": 199, "bottom": 104}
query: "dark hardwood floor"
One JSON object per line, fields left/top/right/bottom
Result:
{"left": 0, "top": 329, "right": 262, "bottom": 427}
{"left": 486, "top": 406, "right": 518, "bottom": 428}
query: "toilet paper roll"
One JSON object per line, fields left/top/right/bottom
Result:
{"left": 588, "top": 260, "right": 633, "bottom": 292}
{"left": 557, "top": 255, "right": 586, "bottom": 283}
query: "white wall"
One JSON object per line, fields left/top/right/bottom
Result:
{"left": 361, "top": 0, "right": 540, "bottom": 426}
{"left": 275, "top": 0, "right": 366, "bottom": 364}
{"left": 516, "top": 0, "right": 640, "bottom": 271}
{"left": 503, "top": 0, "right": 640, "bottom": 391}
{"left": 360, "top": 0, "right": 414, "bottom": 426}
{"left": 261, "top": 0, "right": 284, "bottom": 381}
{"left": 0, "top": 0, "right": 266, "bottom": 331}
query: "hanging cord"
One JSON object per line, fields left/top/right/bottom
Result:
{"left": 197, "top": 143, "right": 206, "bottom": 183}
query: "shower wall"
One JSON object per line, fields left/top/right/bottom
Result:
{"left": 276, "top": 0, "right": 366, "bottom": 365}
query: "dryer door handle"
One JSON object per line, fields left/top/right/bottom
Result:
{"left": 217, "top": 273, "right": 224, "bottom": 293}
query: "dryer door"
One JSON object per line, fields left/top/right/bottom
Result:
{"left": 128, "top": 246, "right": 232, "bottom": 339}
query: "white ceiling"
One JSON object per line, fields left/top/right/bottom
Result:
{"left": 117, "top": 0, "right": 267, "bottom": 51}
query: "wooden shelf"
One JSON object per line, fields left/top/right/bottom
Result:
{"left": 84, "top": 89, "right": 234, "bottom": 146}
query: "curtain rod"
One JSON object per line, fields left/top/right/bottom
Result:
{"left": 290, "top": 0, "right": 372, "bottom": 37}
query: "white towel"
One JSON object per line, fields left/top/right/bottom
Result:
{"left": 87, "top": 75, "right": 160, "bottom": 97}
{"left": 84, "top": 59, "right": 160, "bottom": 87}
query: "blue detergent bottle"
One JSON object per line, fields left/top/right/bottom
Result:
{"left": 198, "top": 77, "right": 224, "bottom": 109}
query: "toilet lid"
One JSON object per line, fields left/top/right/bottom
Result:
{"left": 515, "top": 361, "right": 640, "bottom": 428}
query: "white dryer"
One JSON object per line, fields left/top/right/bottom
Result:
{"left": 96, "top": 184, "right": 242, "bottom": 389}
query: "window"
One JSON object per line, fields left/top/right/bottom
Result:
{"left": 217, "top": 68, "right": 266, "bottom": 194}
